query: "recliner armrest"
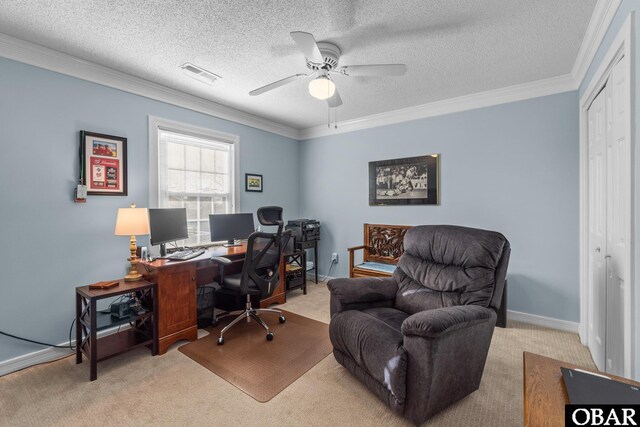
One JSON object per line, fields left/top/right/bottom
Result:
{"left": 401, "top": 305, "right": 496, "bottom": 338}
{"left": 327, "top": 277, "right": 397, "bottom": 317}
{"left": 327, "top": 276, "right": 397, "bottom": 304}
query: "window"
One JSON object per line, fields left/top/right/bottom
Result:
{"left": 149, "top": 117, "right": 238, "bottom": 246}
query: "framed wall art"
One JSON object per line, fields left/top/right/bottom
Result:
{"left": 245, "top": 173, "right": 263, "bottom": 192}
{"left": 80, "top": 130, "right": 128, "bottom": 196}
{"left": 369, "top": 154, "right": 440, "bottom": 206}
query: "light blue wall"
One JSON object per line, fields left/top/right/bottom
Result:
{"left": 0, "top": 57, "right": 299, "bottom": 361}
{"left": 299, "top": 91, "right": 580, "bottom": 322}
{"left": 579, "top": 0, "right": 639, "bottom": 380}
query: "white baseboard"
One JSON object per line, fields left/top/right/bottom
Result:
{"left": 507, "top": 310, "right": 579, "bottom": 333}
{"left": 0, "top": 325, "right": 130, "bottom": 377}
{"left": 306, "top": 273, "right": 336, "bottom": 282}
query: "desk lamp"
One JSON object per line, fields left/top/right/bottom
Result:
{"left": 115, "top": 203, "right": 150, "bottom": 281}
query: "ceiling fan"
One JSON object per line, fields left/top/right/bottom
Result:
{"left": 249, "top": 31, "right": 407, "bottom": 108}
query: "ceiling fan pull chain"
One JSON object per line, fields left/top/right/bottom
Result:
{"left": 335, "top": 107, "right": 338, "bottom": 129}
{"left": 327, "top": 103, "right": 330, "bottom": 128}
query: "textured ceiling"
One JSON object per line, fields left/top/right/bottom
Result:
{"left": 0, "top": 0, "right": 597, "bottom": 130}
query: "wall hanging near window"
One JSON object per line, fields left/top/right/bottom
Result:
{"left": 80, "top": 130, "right": 128, "bottom": 196}
{"left": 245, "top": 173, "right": 263, "bottom": 192}
{"left": 369, "top": 154, "right": 439, "bottom": 206}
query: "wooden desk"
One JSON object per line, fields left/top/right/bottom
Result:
{"left": 523, "top": 352, "right": 640, "bottom": 426}
{"left": 137, "top": 244, "right": 286, "bottom": 355}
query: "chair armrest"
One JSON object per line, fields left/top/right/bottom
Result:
{"left": 347, "top": 245, "right": 369, "bottom": 274}
{"left": 328, "top": 276, "right": 397, "bottom": 304}
{"left": 210, "top": 256, "right": 233, "bottom": 266}
{"left": 210, "top": 256, "right": 233, "bottom": 283}
{"left": 401, "top": 305, "right": 496, "bottom": 338}
{"left": 327, "top": 277, "right": 397, "bottom": 317}
{"left": 400, "top": 305, "right": 497, "bottom": 423}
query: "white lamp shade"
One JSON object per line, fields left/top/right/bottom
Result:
{"left": 115, "top": 207, "right": 150, "bottom": 236}
{"left": 308, "top": 76, "right": 336, "bottom": 100}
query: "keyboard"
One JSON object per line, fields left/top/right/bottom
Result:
{"left": 165, "top": 249, "right": 205, "bottom": 261}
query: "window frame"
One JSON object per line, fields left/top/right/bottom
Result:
{"left": 148, "top": 116, "right": 240, "bottom": 245}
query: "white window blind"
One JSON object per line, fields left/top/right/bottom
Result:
{"left": 157, "top": 128, "right": 235, "bottom": 246}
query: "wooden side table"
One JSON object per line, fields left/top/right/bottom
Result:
{"left": 283, "top": 249, "right": 307, "bottom": 294}
{"left": 75, "top": 279, "right": 158, "bottom": 381}
{"left": 523, "top": 352, "right": 640, "bottom": 426}
{"left": 295, "top": 239, "right": 318, "bottom": 283}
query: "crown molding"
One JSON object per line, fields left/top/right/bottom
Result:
{"left": 299, "top": 73, "right": 578, "bottom": 139}
{"left": 0, "top": 32, "right": 300, "bottom": 140}
{"left": 572, "top": 0, "right": 622, "bottom": 86}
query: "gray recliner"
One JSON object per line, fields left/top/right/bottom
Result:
{"left": 327, "top": 225, "right": 510, "bottom": 425}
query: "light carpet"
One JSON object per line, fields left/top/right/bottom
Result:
{"left": 0, "top": 282, "right": 594, "bottom": 427}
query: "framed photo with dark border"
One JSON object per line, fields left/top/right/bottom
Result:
{"left": 80, "top": 130, "right": 127, "bottom": 196}
{"left": 245, "top": 173, "right": 263, "bottom": 192}
{"left": 369, "top": 154, "right": 440, "bottom": 206}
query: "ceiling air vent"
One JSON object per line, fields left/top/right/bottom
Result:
{"left": 180, "top": 62, "right": 221, "bottom": 85}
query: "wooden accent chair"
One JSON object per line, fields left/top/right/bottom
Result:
{"left": 348, "top": 224, "right": 412, "bottom": 278}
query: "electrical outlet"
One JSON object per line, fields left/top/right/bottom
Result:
{"left": 331, "top": 252, "right": 338, "bottom": 263}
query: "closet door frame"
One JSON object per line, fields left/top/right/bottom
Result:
{"left": 579, "top": 13, "right": 635, "bottom": 379}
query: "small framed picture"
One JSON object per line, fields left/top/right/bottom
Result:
{"left": 80, "top": 130, "right": 128, "bottom": 196}
{"left": 245, "top": 173, "right": 263, "bottom": 192}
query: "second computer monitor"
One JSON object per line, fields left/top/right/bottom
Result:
{"left": 209, "top": 213, "right": 255, "bottom": 247}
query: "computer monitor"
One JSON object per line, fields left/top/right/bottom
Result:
{"left": 149, "top": 208, "right": 189, "bottom": 256}
{"left": 209, "top": 213, "right": 255, "bottom": 247}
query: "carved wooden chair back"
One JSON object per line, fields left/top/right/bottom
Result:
{"left": 363, "top": 223, "right": 413, "bottom": 265}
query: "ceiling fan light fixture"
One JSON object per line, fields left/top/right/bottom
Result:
{"left": 308, "top": 76, "right": 336, "bottom": 100}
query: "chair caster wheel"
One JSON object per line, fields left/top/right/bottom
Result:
{"left": 279, "top": 315, "right": 286, "bottom": 324}
{"left": 211, "top": 319, "right": 220, "bottom": 327}
{"left": 266, "top": 332, "right": 274, "bottom": 341}
{"left": 217, "top": 337, "right": 224, "bottom": 345}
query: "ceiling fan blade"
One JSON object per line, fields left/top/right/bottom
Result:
{"left": 290, "top": 31, "right": 324, "bottom": 64}
{"left": 249, "top": 74, "right": 307, "bottom": 96}
{"left": 338, "top": 64, "right": 407, "bottom": 77}
{"left": 327, "top": 89, "right": 342, "bottom": 108}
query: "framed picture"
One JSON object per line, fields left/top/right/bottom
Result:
{"left": 245, "top": 173, "right": 263, "bottom": 192}
{"left": 80, "top": 131, "right": 127, "bottom": 196}
{"left": 369, "top": 154, "right": 440, "bottom": 206}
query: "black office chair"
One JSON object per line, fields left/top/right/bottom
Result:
{"left": 212, "top": 207, "right": 291, "bottom": 345}
{"left": 258, "top": 206, "right": 294, "bottom": 254}
{"left": 257, "top": 206, "right": 283, "bottom": 229}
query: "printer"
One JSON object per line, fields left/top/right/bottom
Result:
{"left": 285, "top": 219, "right": 320, "bottom": 242}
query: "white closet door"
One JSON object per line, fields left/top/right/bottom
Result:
{"left": 587, "top": 86, "right": 607, "bottom": 371}
{"left": 605, "top": 55, "right": 629, "bottom": 376}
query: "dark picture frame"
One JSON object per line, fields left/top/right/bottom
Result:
{"left": 80, "top": 130, "right": 128, "bottom": 196}
{"left": 369, "top": 154, "right": 440, "bottom": 206}
{"left": 245, "top": 173, "right": 263, "bottom": 192}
